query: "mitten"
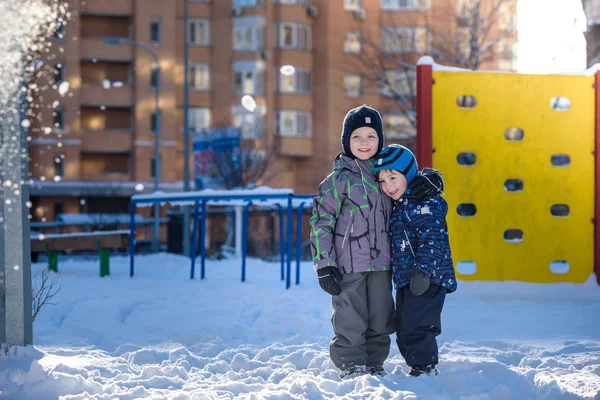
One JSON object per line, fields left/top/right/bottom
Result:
{"left": 407, "top": 170, "right": 443, "bottom": 200}
{"left": 409, "top": 269, "right": 431, "bottom": 296}
{"left": 316, "top": 266, "right": 342, "bottom": 296}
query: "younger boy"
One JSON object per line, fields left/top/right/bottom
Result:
{"left": 374, "top": 144, "right": 457, "bottom": 377}
{"left": 310, "top": 106, "right": 444, "bottom": 378}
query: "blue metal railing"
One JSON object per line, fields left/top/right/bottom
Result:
{"left": 129, "top": 192, "right": 313, "bottom": 289}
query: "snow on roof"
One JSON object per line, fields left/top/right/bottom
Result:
{"left": 417, "top": 56, "right": 472, "bottom": 72}
{"left": 56, "top": 214, "right": 146, "bottom": 225}
{"left": 131, "top": 186, "right": 313, "bottom": 208}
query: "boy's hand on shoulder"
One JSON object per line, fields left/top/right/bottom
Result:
{"left": 316, "top": 266, "right": 342, "bottom": 296}
{"left": 407, "top": 170, "right": 443, "bottom": 200}
{"left": 409, "top": 269, "right": 430, "bottom": 296}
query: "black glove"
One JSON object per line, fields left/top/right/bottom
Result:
{"left": 407, "top": 169, "right": 443, "bottom": 200}
{"left": 316, "top": 266, "right": 342, "bottom": 296}
{"left": 409, "top": 269, "right": 431, "bottom": 296}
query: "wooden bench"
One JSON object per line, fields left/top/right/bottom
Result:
{"left": 30, "top": 230, "right": 130, "bottom": 277}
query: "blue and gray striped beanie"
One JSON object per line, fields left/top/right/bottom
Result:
{"left": 373, "top": 144, "right": 418, "bottom": 184}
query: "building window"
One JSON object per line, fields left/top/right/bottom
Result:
{"left": 498, "top": 1, "right": 517, "bottom": 32}
{"left": 344, "top": 0, "right": 362, "bottom": 11}
{"left": 233, "top": 20, "right": 264, "bottom": 51}
{"left": 150, "top": 21, "right": 161, "bottom": 43}
{"left": 234, "top": 0, "right": 259, "bottom": 6}
{"left": 54, "top": 154, "right": 65, "bottom": 177}
{"left": 151, "top": 111, "right": 161, "bottom": 133}
{"left": 498, "top": 40, "right": 518, "bottom": 71}
{"left": 233, "top": 106, "right": 265, "bottom": 139}
{"left": 383, "top": 113, "right": 416, "bottom": 139}
{"left": 381, "top": 69, "right": 416, "bottom": 97}
{"left": 53, "top": 63, "right": 64, "bottom": 84}
{"left": 344, "top": 30, "right": 362, "bottom": 53}
{"left": 279, "top": 67, "right": 310, "bottom": 93}
{"left": 381, "top": 26, "right": 429, "bottom": 53}
{"left": 188, "top": 107, "right": 211, "bottom": 133}
{"left": 279, "top": 23, "right": 311, "bottom": 49}
{"left": 233, "top": 62, "right": 265, "bottom": 96}
{"left": 187, "top": 19, "right": 210, "bottom": 45}
{"left": 53, "top": 201, "right": 64, "bottom": 220}
{"left": 276, "top": 0, "right": 310, "bottom": 4}
{"left": 344, "top": 74, "right": 362, "bottom": 97}
{"left": 150, "top": 65, "right": 161, "bottom": 88}
{"left": 277, "top": 110, "right": 312, "bottom": 137}
{"left": 188, "top": 63, "right": 210, "bottom": 90}
{"left": 53, "top": 22, "right": 65, "bottom": 41}
{"left": 53, "top": 107, "right": 65, "bottom": 130}
{"left": 381, "top": 0, "right": 429, "bottom": 11}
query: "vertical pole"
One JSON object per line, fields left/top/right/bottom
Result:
{"left": 295, "top": 202, "right": 306, "bottom": 286}
{"left": 152, "top": 58, "right": 161, "bottom": 253}
{"left": 1, "top": 82, "right": 32, "bottom": 345}
{"left": 200, "top": 200, "right": 207, "bottom": 280}
{"left": 48, "top": 251, "right": 58, "bottom": 273}
{"left": 182, "top": 0, "right": 192, "bottom": 258}
{"left": 286, "top": 195, "right": 293, "bottom": 289}
{"left": 190, "top": 202, "right": 199, "bottom": 280}
{"left": 277, "top": 204, "right": 284, "bottom": 281}
{"left": 594, "top": 72, "right": 600, "bottom": 285}
{"left": 99, "top": 248, "right": 110, "bottom": 277}
{"left": 242, "top": 202, "right": 252, "bottom": 282}
{"left": 235, "top": 205, "right": 243, "bottom": 259}
{"left": 129, "top": 200, "right": 136, "bottom": 277}
{"left": 416, "top": 64, "right": 434, "bottom": 168}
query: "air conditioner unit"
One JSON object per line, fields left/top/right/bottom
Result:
{"left": 261, "top": 50, "right": 270, "bottom": 60}
{"left": 231, "top": 6, "right": 242, "bottom": 17}
{"left": 353, "top": 8, "right": 366, "bottom": 20}
{"left": 307, "top": 5, "right": 319, "bottom": 18}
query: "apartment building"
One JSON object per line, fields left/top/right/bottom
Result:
{"left": 28, "top": 0, "right": 517, "bottom": 222}
{"left": 584, "top": 0, "right": 600, "bottom": 66}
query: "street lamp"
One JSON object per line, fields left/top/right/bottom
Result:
{"left": 104, "top": 37, "right": 161, "bottom": 253}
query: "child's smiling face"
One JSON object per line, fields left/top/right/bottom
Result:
{"left": 349, "top": 127, "right": 379, "bottom": 161}
{"left": 378, "top": 169, "right": 408, "bottom": 200}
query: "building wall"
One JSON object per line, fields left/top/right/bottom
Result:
{"left": 29, "top": 0, "right": 517, "bottom": 219}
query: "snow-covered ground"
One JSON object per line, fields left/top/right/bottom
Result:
{"left": 1, "top": 253, "right": 599, "bottom": 399}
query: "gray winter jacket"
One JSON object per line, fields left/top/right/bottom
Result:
{"left": 310, "top": 154, "right": 391, "bottom": 274}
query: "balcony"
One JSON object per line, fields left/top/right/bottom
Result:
{"left": 80, "top": 38, "right": 133, "bottom": 61}
{"left": 81, "top": 0, "right": 133, "bottom": 15}
{"left": 278, "top": 137, "right": 312, "bottom": 157}
{"left": 80, "top": 152, "right": 131, "bottom": 181}
{"left": 82, "top": 130, "right": 133, "bottom": 152}
{"left": 81, "top": 83, "right": 134, "bottom": 107}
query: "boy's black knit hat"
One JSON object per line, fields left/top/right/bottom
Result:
{"left": 341, "top": 105, "right": 384, "bottom": 159}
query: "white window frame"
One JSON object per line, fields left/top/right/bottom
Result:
{"left": 381, "top": 0, "right": 430, "bottom": 11}
{"left": 344, "top": 30, "right": 362, "bottom": 53}
{"left": 382, "top": 113, "right": 416, "bottom": 139}
{"left": 344, "top": 0, "right": 362, "bottom": 11}
{"left": 277, "top": 110, "right": 312, "bottom": 138}
{"left": 233, "top": 105, "right": 265, "bottom": 139}
{"left": 188, "top": 107, "right": 211, "bottom": 133}
{"left": 380, "top": 69, "right": 416, "bottom": 97}
{"left": 381, "top": 26, "right": 429, "bottom": 53}
{"left": 188, "top": 63, "right": 210, "bottom": 90}
{"left": 344, "top": 73, "right": 362, "bottom": 97}
{"left": 498, "top": 40, "right": 518, "bottom": 71}
{"left": 187, "top": 19, "right": 210, "bottom": 45}
{"left": 279, "top": 67, "right": 311, "bottom": 94}
{"left": 279, "top": 22, "right": 311, "bottom": 49}
{"left": 233, "top": 22, "right": 264, "bottom": 51}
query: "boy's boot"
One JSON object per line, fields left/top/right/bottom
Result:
{"left": 367, "top": 365, "right": 387, "bottom": 377}
{"left": 407, "top": 364, "right": 440, "bottom": 377}
{"left": 339, "top": 365, "right": 367, "bottom": 379}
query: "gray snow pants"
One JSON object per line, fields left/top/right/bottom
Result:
{"left": 329, "top": 270, "right": 395, "bottom": 371}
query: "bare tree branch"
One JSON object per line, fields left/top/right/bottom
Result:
{"left": 31, "top": 269, "right": 61, "bottom": 322}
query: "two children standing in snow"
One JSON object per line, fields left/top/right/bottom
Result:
{"left": 310, "top": 105, "right": 457, "bottom": 378}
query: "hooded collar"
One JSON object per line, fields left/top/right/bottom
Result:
{"left": 333, "top": 153, "right": 374, "bottom": 175}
